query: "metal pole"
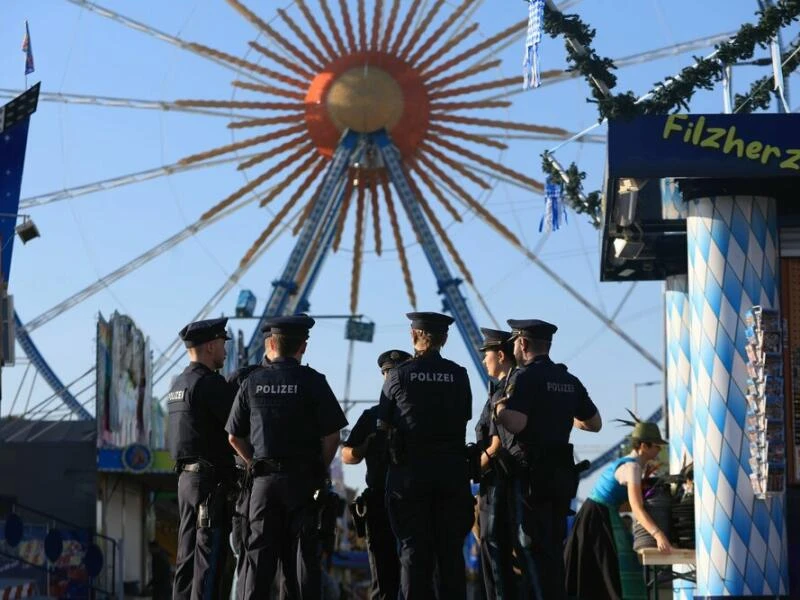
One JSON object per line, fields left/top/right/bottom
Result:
{"left": 343, "top": 339, "right": 356, "bottom": 415}
{"left": 663, "top": 282, "right": 670, "bottom": 440}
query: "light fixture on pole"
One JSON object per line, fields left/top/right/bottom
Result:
{"left": 15, "top": 216, "right": 39, "bottom": 244}
{"left": 0, "top": 213, "right": 40, "bottom": 244}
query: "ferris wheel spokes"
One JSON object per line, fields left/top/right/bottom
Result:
{"left": 23, "top": 181, "right": 272, "bottom": 334}
{"left": 20, "top": 150, "right": 268, "bottom": 210}
{"left": 226, "top": 0, "right": 324, "bottom": 72}
{"left": 0, "top": 89, "right": 259, "bottom": 120}
{"left": 152, "top": 201, "right": 309, "bottom": 378}
{"left": 484, "top": 31, "right": 739, "bottom": 103}
{"left": 64, "top": 0, "right": 271, "bottom": 84}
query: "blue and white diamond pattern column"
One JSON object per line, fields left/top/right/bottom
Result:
{"left": 666, "top": 274, "right": 693, "bottom": 472}
{"left": 665, "top": 274, "right": 695, "bottom": 600}
{"left": 687, "top": 195, "right": 788, "bottom": 597}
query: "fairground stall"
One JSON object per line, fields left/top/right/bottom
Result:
{"left": 600, "top": 112, "right": 800, "bottom": 599}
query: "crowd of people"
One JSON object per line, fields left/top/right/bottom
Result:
{"left": 166, "top": 310, "right": 670, "bottom": 600}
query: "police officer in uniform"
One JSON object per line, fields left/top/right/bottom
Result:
{"left": 342, "top": 349, "right": 411, "bottom": 600}
{"left": 476, "top": 328, "right": 517, "bottom": 600}
{"left": 494, "top": 319, "right": 602, "bottom": 600}
{"left": 226, "top": 332, "right": 273, "bottom": 600}
{"left": 225, "top": 315, "right": 347, "bottom": 599}
{"left": 168, "top": 317, "right": 236, "bottom": 600}
{"left": 378, "top": 312, "right": 474, "bottom": 599}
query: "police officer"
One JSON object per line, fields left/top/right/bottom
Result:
{"left": 494, "top": 319, "right": 602, "bottom": 600}
{"left": 342, "top": 349, "right": 411, "bottom": 600}
{"left": 226, "top": 332, "right": 273, "bottom": 600}
{"left": 378, "top": 312, "right": 474, "bottom": 599}
{"left": 476, "top": 328, "right": 517, "bottom": 600}
{"left": 168, "top": 317, "right": 236, "bottom": 600}
{"left": 225, "top": 315, "right": 347, "bottom": 599}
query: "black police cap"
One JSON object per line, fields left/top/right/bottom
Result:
{"left": 479, "top": 327, "right": 513, "bottom": 352}
{"left": 406, "top": 311, "right": 454, "bottom": 334}
{"left": 377, "top": 349, "right": 412, "bottom": 371}
{"left": 179, "top": 317, "right": 231, "bottom": 348}
{"left": 261, "top": 314, "right": 315, "bottom": 338}
{"left": 507, "top": 319, "right": 558, "bottom": 342}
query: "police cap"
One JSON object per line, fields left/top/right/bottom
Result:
{"left": 406, "top": 311, "right": 454, "bottom": 334}
{"left": 261, "top": 314, "right": 315, "bottom": 338}
{"left": 377, "top": 349, "right": 412, "bottom": 371}
{"left": 479, "top": 327, "right": 513, "bottom": 352}
{"left": 179, "top": 317, "right": 231, "bottom": 348}
{"left": 507, "top": 319, "right": 558, "bottom": 342}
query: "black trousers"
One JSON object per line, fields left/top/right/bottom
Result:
{"left": 231, "top": 474, "right": 251, "bottom": 600}
{"left": 386, "top": 462, "right": 474, "bottom": 600}
{"left": 173, "top": 471, "right": 231, "bottom": 600}
{"left": 242, "top": 473, "right": 320, "bottom": 600}
{"left": 479, "top": 478, "right": 515, "bottom": 600}
{"left": 364, "top": 489, "right": 399, "bottom": 600}
{"left": 510, "top": 477, "right": 570, "bottom": 600}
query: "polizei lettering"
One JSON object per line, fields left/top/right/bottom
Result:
{"left": 409, "top": 372, "right": 454, "bottom": 383}
{"left": 167, "top": 390, "right": 185, "bottom": 401}
{"left": 255, "top": 384, "right": 299, "bottom": 394}
{"left": 546, "top": 382, "right": 575, "bottom": 393}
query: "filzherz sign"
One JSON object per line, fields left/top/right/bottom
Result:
{"left": 607, "top": 113, "right": 800, "bottom": 179}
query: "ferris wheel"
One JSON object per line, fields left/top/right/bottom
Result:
{"left": 0, "top": 0, "right": 738, "bottom": 472}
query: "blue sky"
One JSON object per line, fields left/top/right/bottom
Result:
{"left": 1, "top": 0, "right": 797, "bottom": 492}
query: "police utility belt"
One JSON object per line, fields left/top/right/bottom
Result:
{"left": 177, "top": 458, "right": 235, "bottom": 478}
{"left": 249, "top": 457, "right": 316, "bottom": 476}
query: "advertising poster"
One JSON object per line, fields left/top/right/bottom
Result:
{"left": 95, "top": 312, "right": 154, "bottom": 449}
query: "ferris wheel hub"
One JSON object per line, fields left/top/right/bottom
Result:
{"left": 327, "top": 67, "right": 403, "bottom": 134}
{"left": 305, "top": 51, "right": 430, "bottom": 160}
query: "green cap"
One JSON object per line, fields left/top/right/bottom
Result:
{"left": 631, "top": 422, "right": 668, "bottom": 445}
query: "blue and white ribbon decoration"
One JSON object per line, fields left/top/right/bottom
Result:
{"left": 539, "top": 178, "right": 567, "bottom": 232}
{"left": 523, "top": 0, "right": 545, "bottom": 90}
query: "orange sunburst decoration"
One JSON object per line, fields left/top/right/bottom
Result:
{"left": 175, "top": 0, "right": 550, "bottom": 311}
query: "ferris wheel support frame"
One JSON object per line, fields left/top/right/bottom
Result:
{"left": 245, "top": 130, "right": 362, "bottom": 363}
{"left": 13, "top": 312, "right": 92, "bottom": 420}
{"left": 375, "top": 130, "right": 486, "bottom": 383}
{"left": 292, "top": 177, "right": 357, "bottom": 315}
{"left": 243, "top": 128, "right": 488, "bottom": 383}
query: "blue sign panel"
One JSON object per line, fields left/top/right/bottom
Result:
{"left": 608, "top": 114, "right": 800, "bottom": 179}
{"left": 0, "top": 85, "right": 39, "bottom": 283}
{"left": 0, "top": 118, "right": 31, "bottom": 282}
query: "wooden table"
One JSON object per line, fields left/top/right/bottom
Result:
{"left": 637, "top": 548, "right": 696, "bottom": 600}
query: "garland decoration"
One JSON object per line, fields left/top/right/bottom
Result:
{"left": 541, "top": 153, "right": 602, "bottom": 228}
{"left": 734, "top": 38, "right": 800, "bottom": 112}
{"left": 538, "top": 0, "right": 800, "bottom": 228}
{"left": 540, "top": 8, "right": 621, "bottom": 113}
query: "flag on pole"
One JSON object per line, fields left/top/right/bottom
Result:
{"left": 22, "top": 21, "right": 35, "bottom": 75}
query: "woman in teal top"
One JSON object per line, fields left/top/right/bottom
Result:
{"left": 564, "top": 420, "right": 673, "bottom": 600}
